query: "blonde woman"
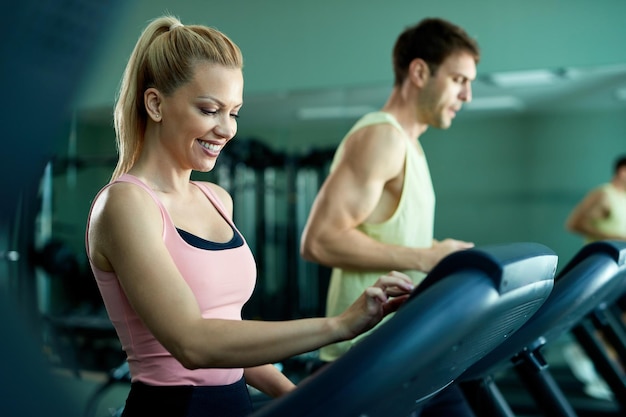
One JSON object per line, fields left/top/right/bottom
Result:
{"left": 85, "top": 15, "right": 413, "bottom": 417}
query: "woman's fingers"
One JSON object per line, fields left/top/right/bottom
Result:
{"left": 365, "top": 271, "right": 414, "bottom": 307}
{"left": 364, "top": 271, "right": 414, "bottom": 314}
{"left": 373, "top": 271, "right": 414, "bottom": 294}
{"left": 364, "top": 286, "right": 388, "bottom": 304}
{"left": 382, "top": 294, "right": 410, "bottom": 315}
{"left": 385, "top": 286, "right": 413, "bottom": 297}
{"left": 343, "top": 272, "right": 415, "bottom": 339}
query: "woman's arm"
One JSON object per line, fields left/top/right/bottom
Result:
{"left": 244, "top": 365, "right": 296, "bottom": 398}
{"left": 87, "top": 183, "right": 414, "bottom": 370}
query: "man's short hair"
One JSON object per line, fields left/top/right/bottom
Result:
{"left": 392, "top": 18, "right": 480, "bottom": 86}
{"left": 614, "top": 155, "right": 626, "bottom": 174}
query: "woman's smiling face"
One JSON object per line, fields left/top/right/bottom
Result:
{"left": 157, "top": 61, "right": 244, "bottom": 172}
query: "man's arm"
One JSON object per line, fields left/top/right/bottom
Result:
{"left": 300, "top": 124, "right": 471, "bottom": 273}
{"left": 566, "top": 188, "right": 625, "bottom": 240}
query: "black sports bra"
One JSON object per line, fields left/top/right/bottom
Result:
{"left": 176, "top": 226, "right": 244, "bottom": 250}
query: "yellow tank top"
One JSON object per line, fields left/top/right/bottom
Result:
{"left": 586, "top": 183, "right": 626, "bottom": 243}
{"left": 320, "top": 111, "right": 435, "bottom": 362}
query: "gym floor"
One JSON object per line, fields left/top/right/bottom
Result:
{"left": 48, "top": 334, "right": 620, "bottom": 417}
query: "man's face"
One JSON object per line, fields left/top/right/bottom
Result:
{"left": 417, "top": 51, "right": 477, "bottom": 129}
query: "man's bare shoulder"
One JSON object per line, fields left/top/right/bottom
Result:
{"left": 336, "top": 123, "right": 407, "bottom": 180}
{"left": 343, "top": 122, "right": 407, "bottom": 155}
{"left": 588, "top": 186, "right": 611, "bottom": 203}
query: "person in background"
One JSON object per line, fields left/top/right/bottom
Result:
{"left": 566, "top": 155, "right": 626, "bottom": 243}
{"left": 85, "top": 15, "right": 414, "bottom": 417}
{"left": 300, "top": 17, "right": 479, "bottom": 416}
{"left": 562, "top": 154, "right": 626, "bottom": 401}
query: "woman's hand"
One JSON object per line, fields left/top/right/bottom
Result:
{"left": 336, "top": 271, "right": 414, "bottom": 340}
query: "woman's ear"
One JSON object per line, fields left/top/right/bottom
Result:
{"left": 144, "top": 88, "right": 162, "bottom": 122}
{"left": 408, "top": 58, "right": 430, "bottom": 88}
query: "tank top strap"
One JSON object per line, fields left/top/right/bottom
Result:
{"left": 190, "top": 181, "right": 234, "bottom": 226}
{"left": 114, "top": 174, "right": 173, "bottom": 239}
{"left": 115, "top": 173, "right": 169, "bottom": 213}
{"left": 85, "top": 173, "right": 169, "bottom": 259}
{"left": 356, "top": 111, "right": 424, "bottom": 156}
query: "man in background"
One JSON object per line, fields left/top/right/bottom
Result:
{"left": 566, "top": 155, "right": 626, "bottom": 242}
{"left": 562, "top": 155, "right": 626, "bottom": 401}
{"left": 301, "top": 17, "right": 479, "bottom": 416}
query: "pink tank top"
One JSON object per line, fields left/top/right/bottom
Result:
{"left": 85, "top": 174, "right": 257, "bottom": 386}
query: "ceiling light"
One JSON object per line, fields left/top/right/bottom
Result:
{"left": 486, "top": 69, "right": 563, "bottom": 88}
{"left": 297, "top": 105, "right": 377, "bottom": 120}
{"left": 465, "top": 96, "right": 524, "bottom": 111}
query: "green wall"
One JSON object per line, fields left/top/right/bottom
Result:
{"left": 77, "top": 0, "right": 626, "bottom": 109}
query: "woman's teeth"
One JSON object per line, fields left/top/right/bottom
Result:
{"left": 198, "top": 140, "right": 221, "bottom": 151}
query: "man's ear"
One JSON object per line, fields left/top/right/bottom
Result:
{"left": 144, "top": 88, "right": 162, "bottom": 122}
{"left": 408, "top": 58, "right": 430, "bottom": 88}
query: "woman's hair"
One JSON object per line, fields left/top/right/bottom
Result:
{"left": 111, "top": 15, "right": 243, "bottom": 181}
{"left": 392, "top": 18, "right": 480, "bottom": 86}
